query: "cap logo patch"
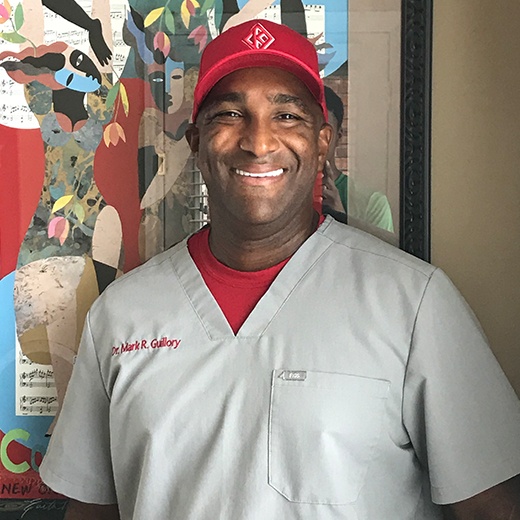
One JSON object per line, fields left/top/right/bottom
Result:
{"left": 242, "top": 22, "right": 275, "bottom": 50}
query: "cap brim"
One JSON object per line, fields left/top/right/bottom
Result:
{"left": 193, "top": 49, "right": 326, "bottom": 121}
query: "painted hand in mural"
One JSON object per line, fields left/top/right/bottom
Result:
{"left": 42, "top": 0, "right": 112, "bottom": 66}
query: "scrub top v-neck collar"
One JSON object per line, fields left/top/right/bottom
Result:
{"left": 169, "top": 217, "right": 335, "bottom": 340}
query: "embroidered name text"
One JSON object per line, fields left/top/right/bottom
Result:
{"left": 111, "top": 337, "right": 181, "bottom": 356}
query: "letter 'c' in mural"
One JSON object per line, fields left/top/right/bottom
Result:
{"left": 0, "top": 0, "right": 347, "bottom": 501}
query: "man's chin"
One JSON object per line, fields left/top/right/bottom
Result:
{"left": 226, "top": 206, "right": 289, "bottom": 229}
{"left": 210, "top": 196, "right": 309, "bottom": 231}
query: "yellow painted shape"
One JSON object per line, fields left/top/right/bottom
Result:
{"left": 19, "top": 325, "right": 51, "bottom": 365}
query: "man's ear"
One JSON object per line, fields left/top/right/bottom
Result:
{"left": 318, "top": 123, "right": 333, "bottom": 169}
{"left": 185, "top": 123, "right": 199, "bottom": 153}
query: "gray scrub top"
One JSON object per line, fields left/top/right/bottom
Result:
{"left": 41, "top": 217, "right": 520, "bottom": 519}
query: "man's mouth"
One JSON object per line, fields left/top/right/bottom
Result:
{"left": 233, "top": 168, "right": 284, "bottom": 178}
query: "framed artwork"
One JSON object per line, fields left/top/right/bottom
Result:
{"left": 0, "top": 0, "right": 431, "bottom": 514}
{"left": 327, "top": 0, "right": 431, "bottom": 261}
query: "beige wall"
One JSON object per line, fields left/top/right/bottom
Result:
{"left": 431, "top": 1, "right": 520, "bottom": 393}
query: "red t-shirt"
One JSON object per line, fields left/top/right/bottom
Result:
{"left": 187, "top": 227, "right": 290, "bottom": 334}
{"left": 187, "top": 216, "right": 325, "bottom": 334}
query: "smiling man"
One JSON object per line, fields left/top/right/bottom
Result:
{"left": 187, "top": 65, "right": 330, "bottom": 272}
{"left": 40, "top": 19, "right": 520, "bottom": 520}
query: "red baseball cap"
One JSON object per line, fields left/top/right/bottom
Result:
{"left": 192, "top": 19, "right": 327, "bottom": 122}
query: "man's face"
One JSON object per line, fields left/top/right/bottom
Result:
{"left": 188, "top": 67, "right": 331, "bottom": 228}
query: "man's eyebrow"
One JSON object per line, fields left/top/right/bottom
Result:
{"left": 201, "top": 92, "right": 244, "bottom": 112}
{"left": 272, "top": 93, "right": 312, "bottom": 114}
{"left": 201, "top": 91, "right": 313, "bottom": 115}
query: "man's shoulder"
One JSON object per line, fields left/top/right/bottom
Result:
{"left": 91, "top": 239, "right": 188, "bottom": 312}
{"left": 318, "top": 217, "right": 435, "bottom": 279}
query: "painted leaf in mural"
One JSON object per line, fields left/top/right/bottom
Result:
{"left": 188, "top": 0, "right": 200, "bottom": 14}
{"left": 51, "top": 194, "right": 74, "bottom": 214}
{"left": 103, "top": 125, "right": 111, "bottom": 147}
{"left": 144, "top": 7, "right": 164, "bottom": 28}
{"left": 181, "top": 0, "right": 200, "bottom": 29}
{"left": 58, "top": 220, "right": 70, "bottom": 245}
{"left": 115, "top": 123, "right": 126, "bottom": 142}
{"left": 47, "top": 216, "right": 70, "bottom": 245}
{"left": 103, "top": 122, "right": 126, "bottom": 147}
{"left": 106, "top": 82, "right": 120, "bottom": 110}
{"left": 13, "top": 2, "right": 22, "bottom": 31}
{"left": 0, "top": 31, "right": 26, "bottom": 43}
{"left": 119, "top": 83, "right": 129, "bottom": 116}
{"left": 180, "top": 1, "right": 190, "bottom": 29}
{"left": 153, "top": 31, "right": 171, "bottom": 57}
{"left": 200, "top": 0, "right": 214, "bottom": 16}
{"left": 0, "top": 0, "right": 11, "bottom": 24}
{"left": 188, "top": 25, "right": 207, "bottom": 52}
{"left": 73, "top": 202, "right": 85, "bottom": 224}
{"left": 164, "top": 9, "right": 175, "bottom": 35}
{"left": 48, "top": 216, "right": 63, "bottom": 238}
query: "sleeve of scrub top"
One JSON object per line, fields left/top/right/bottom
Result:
{"left": 402, "top": 268, "right": 520, "bottom": 505}
{"left": 39, "top": 312, "right": 117, "bottom": 504}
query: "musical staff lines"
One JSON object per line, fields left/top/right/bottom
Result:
{"left": 19, "top": 395, "right": 58, "bottom": 415}
{"left": 19, "top": 368, "right": 55, "bottom": 389}
{"left": 15, "top": 346, "right": 58, "bottom": 417}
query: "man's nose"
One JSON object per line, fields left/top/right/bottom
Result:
{"left": 238, "top": 117, "right": 279, "bottom": 157}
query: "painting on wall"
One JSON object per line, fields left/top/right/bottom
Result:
{"left": 322, "top": 0, "right": 400, "bottom": 245}
{"left": 344, "top": 0, "right": 401, "bottom": 243}
{"left": 0, "top": 0, "right": 348, "bottom": 508}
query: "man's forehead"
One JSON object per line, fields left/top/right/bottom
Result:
{"left": 201, "top": 67, "right": 319, "bottom": 110}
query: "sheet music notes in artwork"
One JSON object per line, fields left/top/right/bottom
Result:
{"left": 15, "top": 342, "right": 58, "bottom": 417}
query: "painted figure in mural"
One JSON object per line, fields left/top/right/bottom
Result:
{"left": 120, "top": 0, "right": 333, "bottom": 261}
{"left": 0, "top": 0, "right": 121, "bottom": 432}
{"left": 321, "top": 85, "right": 395, "bottom": 233}
{"left": 40, "top": 19, "right": 520, "bottom": 520}
{"left": 121, "top": 3, "right": 200, "bottom": 260}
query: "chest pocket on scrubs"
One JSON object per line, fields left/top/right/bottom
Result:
{"left": 268, "top": 369, "right": 390, "bottom": 505}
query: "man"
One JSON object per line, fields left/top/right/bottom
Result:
{"left": 40, "top": 19, "right": 520, "bottom": 520}
{"left": 321, "top": 85, "right": 394, "bottom": 233}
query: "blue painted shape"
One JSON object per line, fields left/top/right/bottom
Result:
{"left": 0, "top": 272, "right": 53, "bottom": 451}
{"left": 237, "top": 0, "right": 348, "bottom": 76}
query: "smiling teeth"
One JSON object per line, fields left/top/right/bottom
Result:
{"left": 234, "top": 168, "right": 284, "bottom": 178}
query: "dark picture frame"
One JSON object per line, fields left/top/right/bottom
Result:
{"left": 400, "top": 0, "right": 433, "bottom": 261}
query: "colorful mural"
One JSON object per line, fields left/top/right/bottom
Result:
{"left": 0, "top": 0, "right": 347, "bottom": 502}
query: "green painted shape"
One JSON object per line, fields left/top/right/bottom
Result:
{"left": 1, "top": 429, "right": 31, "bottom": 474}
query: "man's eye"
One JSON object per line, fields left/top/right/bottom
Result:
{"left": 75, "top": 54, "right": 84, "bottom": 67}
{"left": 278, "top": 113, "right": 300, "bottom": 121}
{"left": 214, "top": 110, "right": 241, "bottom": 119}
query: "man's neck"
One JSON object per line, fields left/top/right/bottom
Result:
{"left": 207, "top": 210, "right": 320, "bottom": 272}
